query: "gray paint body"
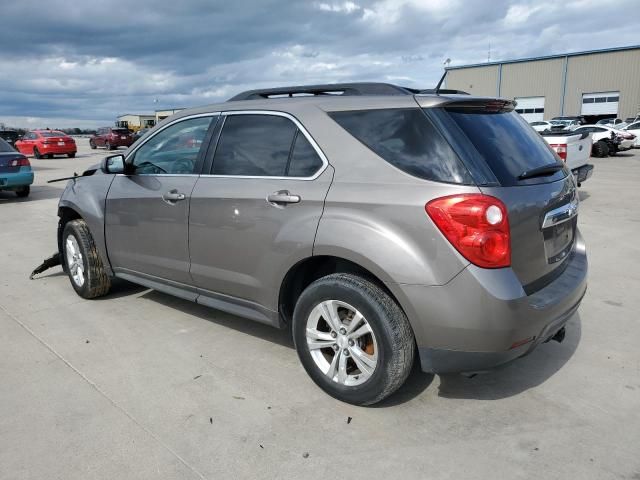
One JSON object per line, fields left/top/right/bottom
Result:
{"left": 58, "top": 92, "right": 588, "bottom": 373}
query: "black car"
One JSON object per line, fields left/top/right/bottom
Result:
{"left": 0, "top": 130, "right": 20, "bottom": 147}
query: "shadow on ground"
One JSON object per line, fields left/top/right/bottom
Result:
{"left": 0, "top": 185, "right": 63, "bottom": 203}
{"left": 437, "top": 313, "right": 581, "bottom": 400}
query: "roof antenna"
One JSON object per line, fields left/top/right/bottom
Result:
{"left": 434, "top": 58, "right": 451, "bottom": 95}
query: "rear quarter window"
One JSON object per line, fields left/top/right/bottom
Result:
{"left": 329, "top": 108, "right": 473, "bottom": 184}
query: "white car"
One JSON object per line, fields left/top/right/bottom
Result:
{"left": 573, "top": 125, "right": 635, "bottom": 153}
{"left": 623, "top": 122, "right": 640, "bottom": 147}
{"left": 529, "top": 121, "right": 553, "bottom": 132}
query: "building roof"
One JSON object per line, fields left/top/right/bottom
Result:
{"left": 117, "top": 113, "right": 155, "bottom": 118}
{"left": 446, "top": 44, "right": 640, "bottom": 70}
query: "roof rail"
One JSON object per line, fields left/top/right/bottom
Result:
{"left": 227, "top": 82, "right": 419, "bottom": 101}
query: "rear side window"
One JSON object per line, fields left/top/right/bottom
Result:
{"left": 442, "top": 109, "right": 563, "bottom": 186}
{"left": 0, "top": 138, "right": 14, "bottom": 152}
{"left": 288, "top": 133, "right": 323, "bottom": 177}
{"left": 329, "top": 108, "right": 473, "bottom": 184}
{"left": 213, "top": 115, "right": 296, "bottom": 176}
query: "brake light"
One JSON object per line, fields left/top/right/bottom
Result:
{"left": 549, "top": 143, "right": 567, "bottom": 161}
{"left": 10, "top": 157, "right": 30, "bottom": 167}
{"left": 426, "top": 194, "right": 510, "bottom": 268}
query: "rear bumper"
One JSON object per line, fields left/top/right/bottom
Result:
{"left": 39, "top": 144, "right": 76, "bottom": 155}
{"left": 0, "top": 168, "right": 34, "bottom": 189}
{"left": 395, "top": 230, "right": 588, "bottom": 374}
{"left": 572, "top": 164, "right": 594, "bottom": 184}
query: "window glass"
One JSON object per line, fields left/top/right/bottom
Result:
{"left": 40, "top": 131, "right": 65, "bottom": 137}
{"left": 132, "top": 116, "right": 213, "bottom": 175}
{"left": 329, "top": 108, "right": 473, "bottom": 184}
{"left": 287, "top": 133, "right": 323, "bottom": 177}
{"left": 213, "top": 114, "right": 296, "bottom": 176}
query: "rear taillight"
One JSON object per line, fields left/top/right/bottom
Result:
{"left": 549, "top": 143, "right": 567, "bottom": 161}
{"left": 10, "top": 157, "right": 30, "bottom": 167}
{"left": 426, "top": 194, "right": 510, "bottom": 269}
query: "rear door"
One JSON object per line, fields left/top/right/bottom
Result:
{"left": 105, "top": 115, "right": 217, "bottom": 284}
{"left": 428, "top": 105, "right": 578, "bottom": 292}
{"left": 189, "top": 112, "right": 332, "bottom": 312}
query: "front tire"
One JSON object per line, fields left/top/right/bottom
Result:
{"left": 89, "top": 140, "right": 96, "bottom": 150}
{"left": 105, "top": 142, "right": 112, "bottom": 150}
{"left": 33, "top": 147, "right": 41, "bottom": 159}
{"left": 293, "top": 273, "right": 415, "bottom": 405}
{"left": 62, "top": 220, "right": 111, "bottom": 299}
{"left": 592, "top": 141, "right": 608, "bottom": 158}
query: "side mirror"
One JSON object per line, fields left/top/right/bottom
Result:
{"left": 101, "top": 154, "right": 126, "bottom": 174}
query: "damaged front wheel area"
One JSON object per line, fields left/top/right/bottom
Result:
{"left": 62, "top": 219, "right": 111, "bottom": 299}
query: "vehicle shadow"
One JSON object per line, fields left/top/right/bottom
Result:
{"left": 578, "top": 190, "right": 591, "bottom": 202}
{"left": 139, "top": 288, "right": 295, "bottom": 349}
{"left": 0, "top": 185, "right": 63, "bottom": 203}
{"left": 437, "top": 313, "right": 581, "bottom": 400}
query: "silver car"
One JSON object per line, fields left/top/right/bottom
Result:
{"left": 56, "top": 83, "right": 588, "bottom": 405}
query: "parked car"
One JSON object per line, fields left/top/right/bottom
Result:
{"left": 15, "top": 130, "right": 77, "bottom": 159}
{"left": 540, "top": 130, "right": 593, "bottom": 186}
{"left": 132, "top": 127, "right": 152, "bottom": 142}
{"left": 529, "top": 121, "right": 553, "bottom": 132}
{"left": 54, "top": 83, "right": 587, "bottom": 405}
{"left": 550, "top": 119, "right": 581, "bottom": 130}
{"left": 573, "top": 125, "right": 635, "bottom": 155}
{"left": 0, "top": 129, "right": 21, "bottom": 147}
{"left": 596, "top": 118, "right": 626, "bottom": 128}
{"left": 0, "top": 137, "right": 33, "bottom": 197}
{"left": 622, "top": 122, "right": 640, "bottom": 147}
{"left": 90, "top": 127, "right": 134, "bottom": 150}
{"left": 624, "top": 116, "right": 639, "bottom": 124}
{"left": 551, "top": 115, "right": 587, "bottom": 125}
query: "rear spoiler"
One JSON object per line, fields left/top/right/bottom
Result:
{"left": 440, "top": 98, "right": 516, "bottom": 113}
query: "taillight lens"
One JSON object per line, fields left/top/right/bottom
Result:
{"left": 10, "top": 156, "right": 30, "bottom": 167}
{"left": 549, "top": 143, "right": 567, "bottom": 161}
{"left": 426, "top": 194, "right": 510, "bottom": 268}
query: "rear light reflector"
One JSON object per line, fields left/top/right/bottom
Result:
{"left": 549, "top": 143, "right": 567, "bottom": 161}
{"left": 426, "top": 194, "right": 511, "bottom": 268}
{"left": 10, "top": 157, "right": 30, "bottom": 167}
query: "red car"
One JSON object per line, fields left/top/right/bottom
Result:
{"left": 15, "top": 130, "right": 77, "bottom": 159}
{"left": 90, "top": 127, "right": 134, "bottom": 150}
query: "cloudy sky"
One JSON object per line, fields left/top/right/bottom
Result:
{"left": 1, "top": 0, "right": 638, "bottom": 128}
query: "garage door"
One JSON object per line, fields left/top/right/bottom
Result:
{"left": 581, "top": 92, "right": 619, "bottom": 115}
{"left": 514, "top": 97, "right": 545, "bottom": 122}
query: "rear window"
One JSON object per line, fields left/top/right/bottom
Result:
{"left": 329, "top": 108, "right": 473, "bottom": 184}
{"left": 0, "top": 138, "right": 15, "bottom": 152}
{"left": 39, "top": 131, "right": 66, "bottom": 137}
{"left": 441, "top": 109, "right": 564, "bottom": 186}
{"left": 112, "top": 129, "right": 130, "bottom": 135}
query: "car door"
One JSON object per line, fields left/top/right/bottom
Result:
{"left": 16, "top": 132, "right": 34, "bottom": 155}
{"left": 105, "top": 114, "right": 217, "bottom": 285}
{"left": 189, "top": 112, "right": 332, "bottom": 318}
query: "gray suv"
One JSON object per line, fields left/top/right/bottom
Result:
{"left": 56, "top": 83, "right": 587, "bottom": 405}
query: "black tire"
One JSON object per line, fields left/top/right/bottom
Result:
{"left": 105, "top": 142, "right": 112, "bottom": 150}
{"left": 608, "top": 143, "right": 617, "bottom": 156}
{"left": 33, "top": 147, "right": 41, "bottom": 159}
{"left": 15, "top": 186, "right": 30, "bottom": 198}
{"left": 592, "top": 141, "right": 608, "bottom": 158}
{"left": 292, "top": 273, "right": 415, "bottom": 405}
{"left": 89, "top": 140, "right": 96, "bottom": 150}
{"left": 46, "top": 154, "right": 53, "bottom": 159}
{"left": 62, "top": 219, "right": 111, "bottom": 299}
{"left": 68, "top": 153, "right": 76, "bottom": 158}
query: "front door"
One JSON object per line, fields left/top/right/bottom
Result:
{"left": 105, "top": 115, "right": 216, "bottom": 284}
{"left": 189, "top": 112, "right": 332, "bottom": 312}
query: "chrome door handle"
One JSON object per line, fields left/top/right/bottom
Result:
{"left": 267, "top": 190, "right": 301, "bottom": 205}
{"left": 162, "top": 189, "right": 186, "bottom": 204}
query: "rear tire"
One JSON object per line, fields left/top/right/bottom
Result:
{"left": 105, "top": 142, "right": 112, "bottom": 150}
{"left": 89, "top": 140, "right": 96, "bottom": 150}
{"left": 68, "top": 153, "right": 76, "bottom": 158}
{"left": 292, "top": 273, "right": 415, "bottom": 405}
{"left": 62, "top": 219, "right": 111, "bottom": 299}
{"left": 33, "top": 147, "right": 41, "bottom": 159}
{"left": 15, "top": 186, "right": 30, "bottom": 198}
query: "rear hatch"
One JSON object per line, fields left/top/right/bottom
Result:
{"left": 112, "top": 129, "right": 131, "bottom": 140}
{"left": 424, "top": 100, "right": 578, "bottom": 293}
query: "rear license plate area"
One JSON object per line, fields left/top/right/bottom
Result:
{"left": 58, "top": 142, "right": 65, "bottom": 146}
{"left": 543, "top": 216, "right": 576, "bottom": 264}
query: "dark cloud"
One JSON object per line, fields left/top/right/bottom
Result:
{"left": 0, "top": 0, "right": 638, "bottom": 127}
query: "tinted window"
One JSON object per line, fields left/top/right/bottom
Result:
{"left": 329, "top": 108, "right": 473, "bottom": 184}
{"left": 287, "top": 133, "right": 323, "bottom": 177}
{"left": 0, "top": 138, "right": 14, "bottom": 152}
{"left": 40, "top": 131, "right": 65, "bottom": 137}
{"left": 629, "top": 123, "right": 640, "bottom": 130}
{"left": 443, "top": 109, "right": 563, "bottom": 186}
{"left": 132, "top": 116, "right": 213, "bottom": 175}
{"left": 213, "top": 115, "right": 296, "bottom": 176}
{"left": 112, "top": 129, "right": 130, "bottom": 135}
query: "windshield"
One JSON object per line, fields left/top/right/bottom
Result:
{"left": 437, "top": 109, "right": 565, "bottom": 186}
{"left": 0, "top": 137, "right": 15, "bottom": 152}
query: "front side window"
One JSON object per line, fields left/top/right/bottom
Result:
{"left": 131, "top": 116, "right": 213, "bottom": 175}
{"left": 212, "top": 114, "right": 296, "bottom": 176}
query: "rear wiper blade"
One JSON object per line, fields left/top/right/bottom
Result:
{"left": 518, "top": 163, "right": 564, "bottom": 180}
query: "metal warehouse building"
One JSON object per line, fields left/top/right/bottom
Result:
{"left": 445, "top": 45, "right": 640, "bottom": 123}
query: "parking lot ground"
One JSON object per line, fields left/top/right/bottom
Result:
{"left": 1, "top": 140, "right": 640, "bottom": 479}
